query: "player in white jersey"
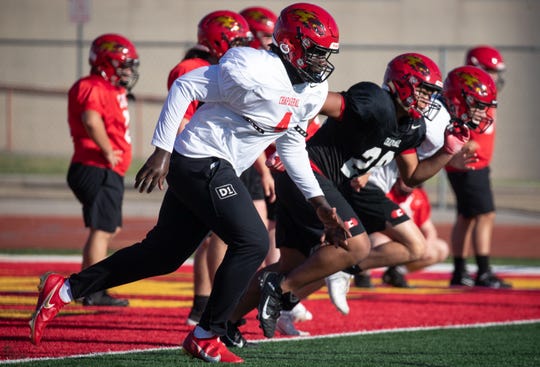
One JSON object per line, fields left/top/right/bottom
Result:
{"left": 29, "top": 3, "right": 348, "bottom": 363}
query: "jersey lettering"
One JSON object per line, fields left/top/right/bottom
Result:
{"left": 340, "top": 147, "right": 395, "bottom": 178}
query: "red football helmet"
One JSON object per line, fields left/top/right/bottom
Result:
{"left": 384, "top": 53, "right": 444, "bottom": 120}
{"left": 273, "top": 3, "right": 339, "bottom": 83}
{"left": 466, "top": 45, "right": 506, "bottom": 90}
{"left": 443, "top": 65, "right": 498, "bottom": 133}
{"left": 240, "top": 6, "right": 277, "bottom": 50}
{"left": 89, "top": 33, "right": 139, "bottom": 90}
{"left": 197, "top": 10, "right": 253, "bottom": 59}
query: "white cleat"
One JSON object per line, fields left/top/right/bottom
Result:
{"left": 325, "top": 271, "right": 352, "bottom": 315}
{"left": 288, "top": 302, "right": 313, "bottom": 322}
{"left": 276, "top": 313, "right": 309, "bottom": 336}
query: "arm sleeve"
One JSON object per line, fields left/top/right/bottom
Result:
{"left": 276, "top": 126, "right": 324, "bottom": 199}
{"left": 151, "top": 66, "right": 222, "bottom": 152}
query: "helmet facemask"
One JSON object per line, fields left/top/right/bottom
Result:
{"left": 302, "top": 42, "right": 337, "bottom": 83}
{"left": 414, "top": 82, "right": 442, "bottom": 121}
{"left": 113, "top": 58, "right": 139, "bottom": 91}
{"left": 392, "top": 76, "right": 442, "bottom": 120}
{"left": 461, "top": 93, "right": 497, "bottom": 133}
{"left": 281, "top": 30, "right": 337, "bottom": 84}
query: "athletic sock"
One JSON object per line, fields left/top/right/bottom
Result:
{"left": 453, "top": 257, "right": 467, "bottom": 274}
{"left": 194, "top": 325, "right": 215, "bottom": 339}
{"left": 192, "top": 295, "right": 209, "bottom": 313}
{"left": 59, "top": 280, "right": 74, "bottom": 303}
{"left": 475, "top": 255, "right": 490, "bottom": 275}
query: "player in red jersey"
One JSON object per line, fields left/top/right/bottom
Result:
{"left": 446, "top": 46, "right": 511, "bottom": 288}
{"left": 370, "top": 178, "right": 449, "bottom": 287}
{"left": 66, "top": 33, "right": 139, "bottom": 306}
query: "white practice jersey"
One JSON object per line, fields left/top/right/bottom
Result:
{"left": 151, "top": 47, "right": 328, "bottom": 199}
{"left": 368, "top": 99, "right": 450, "bottom": 193}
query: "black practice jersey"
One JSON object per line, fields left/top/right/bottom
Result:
{"left": 307, "top": 82, "right": 426, "bottom": 186}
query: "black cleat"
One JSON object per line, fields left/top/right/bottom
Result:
{"left": 450, "top": 271, "right": 475, "bottom": 287}
{"left": 475, "top": 270, "right": 512, "bottom": 289}
{"left": 257, "top": 272, "right": 284, "bottom": 338}
{"left": 353, "top": 271, "right": 373, "bottom": 288}
{"left": 382, "top": 266, "right": 410, "bottom": 288}
{"left": 82, "top": 290, "right": 129, "bottom": 307}
{"left": 223, "top": 320, "right": 250, "bottom": 348}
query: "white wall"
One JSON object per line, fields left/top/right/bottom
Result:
{"left": 0, "top": 0, "right": 539, "bottom": 179}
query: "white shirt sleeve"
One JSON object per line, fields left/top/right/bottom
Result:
{"left": 151, "top": 66, "right": 222, "bottom": 152}
{"left": 276, "top": 124, "right": 324, "bottom": 199}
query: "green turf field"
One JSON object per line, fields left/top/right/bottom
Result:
{"left": 9, "top": 322, "right": 539, "bottom": 367}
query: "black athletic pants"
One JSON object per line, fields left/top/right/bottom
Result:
{"left": 69, "top": 152, "right": 269, "bottom": 335}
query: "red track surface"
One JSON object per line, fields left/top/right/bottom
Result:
{"left": 1, "top": 261, "right": 539, "bottom": 362}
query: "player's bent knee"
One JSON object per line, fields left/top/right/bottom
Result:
{"left": 348, "top": 235, "right": 371, "bottom": 263}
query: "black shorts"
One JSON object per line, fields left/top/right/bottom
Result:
{"left": 240, "top": 165, "right": 265, "bottom": 200}
{"left": 274, "top": 171, "right": 365, "bottom": 258}
{"left": 446, "top": 167, "right": 495, "bottom": 218}
{"left": 340, "top": 181, "right": 410, "bottom": 234}
{"left": 265, "top": 196, "right": 276, "bottom": 221}
{"left": 67, "top": 163, "right": 124, "bottom": 233}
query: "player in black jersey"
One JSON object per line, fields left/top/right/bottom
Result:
{"left": 226, "top": 53, "right": 470, "bottom": 340}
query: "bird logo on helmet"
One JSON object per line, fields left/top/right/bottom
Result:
{"left": 404, "top": 54, "right": 431, "bottom": 77}
{"left": 458, "top": 72, "right": 490, "bottom": 97}
{"left": 213, "top": 15, "right": 242, "bottom": 32}
{"left": 292, "top": 9, "right": 326, "bottom": 37}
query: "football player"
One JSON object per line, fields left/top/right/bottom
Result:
{"left": 445, "top": 48, "right": 510, "bottom": 288}
{"left": 166, "top": 9, "right": 256, "bottom": 328}
{"left": 29, "top": 3, "right": 346, "bottom": 364}
{"left": 66, "top": 33, "right": 139, "bottom": 307}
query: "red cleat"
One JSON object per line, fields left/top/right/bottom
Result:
{"left": 182, "top": 328, "right": 244, "bottom": 363}
{"left": 29, "top": 272, "right": 69, "bottom": 345}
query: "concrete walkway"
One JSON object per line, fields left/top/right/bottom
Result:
{"left": 1, "top": 174, "right": 539, "bottom": 225}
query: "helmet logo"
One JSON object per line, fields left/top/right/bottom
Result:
{"left": 457, "top": 72, "right": 488, "bottom": 97}
{"left": 403, "top": 54, "right": 430, "bottom": 76}
{"left": 213, "top": 15, "right": 244, "bottom": 32}
{"left": 98, "top": 41, "right": 127, "bottom": 54}
{"left": 245, "top": 10, "right": 274, "bottom": 27}
{"left": 290, "top": 9, "right": 326, "bottom": 36}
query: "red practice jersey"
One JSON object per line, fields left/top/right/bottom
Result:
{"left": 387, "top": 186, "right": 431, "bottom": 228}
{"left": 67, "top": 75, "right": 132, "bottom": 176}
